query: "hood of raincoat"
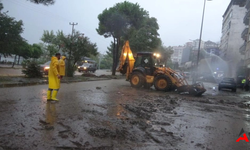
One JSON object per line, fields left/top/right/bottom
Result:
{"left": 62, "top": 56, "right": 66, "bottom": 60}
{"left": 51, "top": 56, "right": 58, "bottom": 61}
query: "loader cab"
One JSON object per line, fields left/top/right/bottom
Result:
{"left": 134, "top": 52, "right": 161, "bottom": 75}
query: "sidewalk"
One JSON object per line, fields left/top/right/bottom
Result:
{"left": 0, "top": 73, "right": 125, "bottom": 88}
{"left": 0, "top": 65, "right": 23, "bottom": 76}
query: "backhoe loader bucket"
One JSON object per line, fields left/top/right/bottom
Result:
{"left": 177, "top": 82, "right": 206, "bottom": 96}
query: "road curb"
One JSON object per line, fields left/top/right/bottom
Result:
{"left": 0, "top": 77, "right": 114, "bottom": 88}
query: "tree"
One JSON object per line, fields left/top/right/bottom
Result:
{"left": 28, "top": 0, "right": 55, "bottom": 5}
{"left": 60, "top": 32, "right": 98, "bottom": 77}
{"left": 0, "top": 2, "right": 24, "bottom": 57}
{"left": 127, "top": 17, "right": 161, "bottom": 52}
{"left": 156, "top": 45, "right": 174, "bottom": 67}
{"left": 40, "top": 30, "right": 61, "bottom": 57}
{"left": 41, "top": 30, "right": 56, "bottom": 44}
{"left": 30, "top": 44, "right": 43, "bottom": 59}
{"left": 100, "top": 54, "right": 113, "bottom": 69}
{"left": 97, "top": 1, "right": 161, "bottom": 75}
{"left": 11, "top": 39, "right": 32, "bottom": 67}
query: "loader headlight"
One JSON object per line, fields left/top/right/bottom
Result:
{"left": 153, "top": 53, "right": 160, "bottom": 57}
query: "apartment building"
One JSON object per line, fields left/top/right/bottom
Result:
{"left": 192, "top": 39, "right": 204, "bottom": 50}
{"left": 240, "top": 0, "right": 250, "bottom": 76}
{"left": 171, "top": 46, "right": 184, "bottom": 65}
{"left": 220, "top": 0, "right": 246, "bottom": 78}
{"left": 204, "top": 41, "right": 220, "bottom": 56}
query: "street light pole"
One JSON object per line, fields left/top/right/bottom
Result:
{"left": 197, "top": 0, "right": 211, "bottom": 68}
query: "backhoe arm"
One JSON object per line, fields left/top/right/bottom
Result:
{"left": 117, "top": 41, "right": 135, "bottom": 80}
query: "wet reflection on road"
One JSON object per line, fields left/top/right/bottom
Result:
{"left": 1, "top": 80, "right": 250, "bottom": 149}
{"left": 45, "top": 102, "right": 57, "bottom": 125}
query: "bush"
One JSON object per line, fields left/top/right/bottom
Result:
{"left": 21, "top": 59, "right": 30, "bottom": 68}
{"left": 22, "top": 61, "right": 43, "bottom": 78}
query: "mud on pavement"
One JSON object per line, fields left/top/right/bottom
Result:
{"left": 1, "top": 80, "right": 250, "bottom": 150}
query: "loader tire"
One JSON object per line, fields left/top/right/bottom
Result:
{"left": 154, "top": 75, "right": 172, "bottom": 91}
{"left": 130, "top": 72, "right": 145, "bottom": 88}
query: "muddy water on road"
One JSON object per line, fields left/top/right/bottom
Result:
{"left": 0, "top": 79, "right": 250, "bottom": 149}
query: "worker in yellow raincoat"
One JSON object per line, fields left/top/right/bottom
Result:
{"left": 47, "top": 53, "right": 61, "bottom": 101}
{"left": 59, "top": 56, "right": 66, "bottom": 78}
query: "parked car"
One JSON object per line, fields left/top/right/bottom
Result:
{"left": 40, "top": 61, "right": 50, "bottom": 75}
{"left": 218, "top": 77, "right": 237, "bottom": 92}
{"left": 78, "top": 63, "right": 97, "bottom": 73}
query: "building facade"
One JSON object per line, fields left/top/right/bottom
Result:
{"left": 204, "top": 41, "right": 220, "bottom": 56}
{"left": 171, "top": 46, "right": 184, "bottom": 65}
{"left": 192, "top": 39, "right": 204, "bottom": 50}
{"left": 220, "top": 0, "right": 246, "bottom": 78}
{"left": 240, "top": 0, "right": 250, "bottom": 76}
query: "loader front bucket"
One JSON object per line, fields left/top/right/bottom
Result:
{"left": 177, "top": 82, "right": 206, "bottom": 96}
{"left": 189, "top": 82, "right": 206, "bottom": 96}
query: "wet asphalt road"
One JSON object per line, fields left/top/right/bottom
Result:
{"left": 1, "top": 79, "right": 250, "bottom": 150}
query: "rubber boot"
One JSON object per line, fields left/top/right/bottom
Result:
{"left": 51, "top": 90, "right": 59, "bottom": 101}
{"left": 47, "top": 90, "right": 52, "bottom": 101}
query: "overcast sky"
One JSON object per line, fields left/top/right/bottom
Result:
{"left": 2, "top": 0, "right": 231, "bottom": 54}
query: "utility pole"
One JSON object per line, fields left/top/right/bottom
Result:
{"left": 69, "top": 22, "right": 78, "bottom": 36}
{"left": 67, "top": 22, "right": 78, "bottom": 77}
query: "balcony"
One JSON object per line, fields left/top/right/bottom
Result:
{"left": 244, "top": 10, "right": 250, "bottom": 25}
{"left": 239, "top": 42, "right": 247, "bottom": 55}
{"left": 241, "top": 27, "right": 249, "bottom": 40}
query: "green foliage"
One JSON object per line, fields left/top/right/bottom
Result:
{"left": 28, "top": 0, "right": 55, "bottom": 5}
{"left": 30, "top": 44, "right": 43, "bottom": 58}
{"left": 21, "top": 59, "right": 30, "bottom": 68}
{"left": 0, "top": 2, "right": 24, "bottom": 57}
{"left": 97, "top": 1, "right": 148, "bottom": 38}
{"left": 22, "top": 61, "right": 43, "bottom": 78}
{"left": 40, "top": 30, "right": 63, "bottom": 57}
{"left": 128, "top": 17, "right": 161, "bottom": 52}
{"left": 40, "top": 30, "right": 99, "bottom": 77}
{"left": 41, "top": 30, "right": 56, "bottom": 44}
{"left": 18, "top": 41, "right": 32, "bottom": 59}
{"left": 97, "top": 1, "right": 161, "bottom": 75}
{"left": 156, "top": 45, "right": 174, "bottom": 66}
{"left": 60, "top": 32, "right": 98, "bottom": 62}
{"left": 100, "top": 54, "right": 113, "bottom": 69}
{"left": 60, "top": 31, "right": 98, "bottom": 77}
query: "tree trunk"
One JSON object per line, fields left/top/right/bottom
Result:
{"left": 66, "top": 43, "right": 74, "bottom": 77}
{"left": 116, "top": 37, "right": 120, "bottom": 68}
{"left": 12, "top": 55, "right": 17, "bottom": 68}
{"left": 17, "top": 55, "right": 20, "bottom": 65}
{"left": 112, "top": 38, "right": 116, "bottom": 76}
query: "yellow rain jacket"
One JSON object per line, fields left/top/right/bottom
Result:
{"left": 48, "top": 56, "right": 60, "bottom": 89}
{"left": 59, "top": 56, "right": 66, "bottom": 76}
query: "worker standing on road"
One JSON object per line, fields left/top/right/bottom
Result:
{"left": 59, "top": 56, "right": 66, "bottom": 79}
{"left": 47, "top": 53, "right": 61, "bottom": 101}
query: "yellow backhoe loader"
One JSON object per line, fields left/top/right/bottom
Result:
{"left": 117, "top": 41, "right": 206, "bottom": 96}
